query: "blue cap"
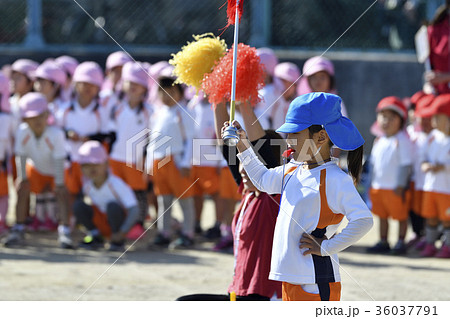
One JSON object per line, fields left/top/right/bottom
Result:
{"left": 276, "top": 92, "right": 364, "bottom": 151}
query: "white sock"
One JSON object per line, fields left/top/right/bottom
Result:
{"left": 425, "top": 225, "right": 439, "bottom": 245}
{"left": 35, "top": 194, "right": 46, "bottom": 222}
{"left": 0, "top": 195, "right": 8, "bottom": 224}
{"left": 157, "top": 195, "right": 173, "bottom": 237}
{"left": 45, "top": 192, "right": 57, "bottom": 223}
{"left": 179, "top": 197, "right": 195, "bottom": 238}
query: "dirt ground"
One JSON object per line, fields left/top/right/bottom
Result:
{"left": 1, "top": 190, "right": 449, "bottom": 301}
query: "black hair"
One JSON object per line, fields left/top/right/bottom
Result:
{"left": 158, "top": 77, "right": 184, "bottom": 95}
{"left": 264, "top": 129, "right": 284, "bottom": 166}
{"left": 308, "top": 125, "right": 364, "bottom": 183}
{"left": 430, "top": 2, "right": 450, "bottom": 25}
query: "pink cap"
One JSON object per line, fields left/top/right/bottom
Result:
{"left": 303, "top": 56, "right": 335, "bottom": 77}
{"left": 55, "top": 55, "right": 79, "bottom": 77}
{"left": 274, "top": 62, "right": 300, "bottom": 83}
{"left": 106, "top": 51, "right": 132, "bottom": 71}
{"left": 78, "top": 140, "right": 108, "bottom": 164}
{"left": 256, "top": 48, "right": 278, "bottom": 76}
{"left": 19, "top": 92, "right": 49, "bottom": 118}
{"left": 11, "top": 59, "right": 39, "bottom": 78}
{"left": 34, "top": 62, "right": 67, "bottom": 86}
{"left": 73, "top": 62, "right": 104, "bottom": 87}
{"left": 122, "top": 61, "right": 149, "bottom": 88}
{"left": 0, "top": 72, "right": 10, "bottom": 112}
{"left": 158, "top": 65, "right": 175, "bottom": 79}
{"left": 149, "top": 61, "right": 170, "bottom": 79}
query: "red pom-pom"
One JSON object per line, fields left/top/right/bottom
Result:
{"left": 225, "top": 0, "right": 244, "bottom": 27}
{"left": 202, "top": 43, "right": 265, "bottom": 107}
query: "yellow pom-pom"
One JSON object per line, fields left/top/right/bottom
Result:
{"left": 170, "top": 33, "right": 227, "bottom": 91}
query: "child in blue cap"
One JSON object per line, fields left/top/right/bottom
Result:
{"left": 226, "top": 92, "right": 373, "bottom": 301}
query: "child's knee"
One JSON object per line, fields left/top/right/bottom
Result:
{"left": 73, "top": 200, "right": 90, "bottom": 217}
{"left": 106, "top": 202, "right": 124, "bottom": 216}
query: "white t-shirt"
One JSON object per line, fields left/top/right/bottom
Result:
{"left": 56, "top": 99, "right": 109, "bottom": 162}
{"left": 422, "top": 129, "right": 450, "bottom": 194}
{"left": 9, "top": 94, "right": 22, "bottom": 131}
{"left": 146, "top": 104, "right": 195, "bottom": 169}
{"left": 410, "top": 131, "right": 430, "bottom": 191}
{"left": 370, "top": 131, "right": 413, "bottom": 190}
{"left": 0, "top": 113, "right": 14, "bottom": 162}
{"left": 83, "top": 174, "right": 138, "bottom": 213}
{"left": 237, "top": 147, "right": 373, "bottom": 285}
{"left": 109, "top": 100, "right": 153, "bottom": 163}
{"left": 253, "top": 83, "right": 283, "bottom": 130}
{"left": 14, "top": 124, "right": 67, "bottom": 176}
{"left": 187, "top": 97, "right": 220, "bottom": 167}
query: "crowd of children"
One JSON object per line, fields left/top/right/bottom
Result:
{"left": 0, "top": 47, "right": 448, "bottom": 261}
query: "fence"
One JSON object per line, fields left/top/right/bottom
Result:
{"left": 0, "top": 0, "right": 440, "bottom": 53}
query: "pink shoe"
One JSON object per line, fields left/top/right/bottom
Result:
{"left": 435, "top": 245, "right": 450, "bottom": 258}
{"left": 40, "top": 218, "right": 58, "bottom": 232}
{"left": 126, "top": 224, "right": 146, "bottom": 241}
{"left": 414, "top": 238, "right": 427, "bottom": 251}
{"left": 27, "top": 216, "right": 42, "bottom": 232}
{"left": 420, "top": 243, "right": 437, "bottom": 257}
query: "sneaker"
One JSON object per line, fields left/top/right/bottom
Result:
{"left": 406, "top": 236, "right": 421, "bottom": 249}
{"left": 58, "top": 233, "right": 74, "bottom": 249}
{"left": 435, "top": 244, "right": 450, "bottom": 258}
{"left": 366, "top": 241, "right": 390, "bottom": 253}
{"left": 420, "top": 243, "right": 437, "bottom": 257}
{"left": 204, "top": 225, "right": 221, "bottom": 240}
{"left": 414, "top": 238, "right": 427, "bottom": 251}
{"left": 212, "top": 237, "right": 233, "bottom": 252}
{"left": 2, "top": 229, "right": 25, "bottom": 247}
{"left": 108, "top": 241, "right": 125, "bottom": 252}
{"left": 27, "top": 217, "right": 43, "bottom": 232}
{"left": 391, "top": 241, "right": 407, "bottom": 255}
{"left": 153, "top": 233, "right": 171, "bottom": 247}
{"left": 126, "top": 224, "right": 146, "bottom": 241}
{"left": 79, "top": 235, "right": 104, "bottom": 250}
{"left": 194, "top": 222, "right": 203, "bottom": 235}
{"left": 169, "top": 234, "right": 194, "bottom": 250}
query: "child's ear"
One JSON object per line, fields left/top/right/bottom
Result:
{"left": 317, "top": 129, "right": 329, "bottom": 145}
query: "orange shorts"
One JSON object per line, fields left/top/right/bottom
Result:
{"left": 219, "top": 167, "right": 241, "bottom": 201}
{"left": 65, "top": 162, "right": 82, "bottom": 195}
{"left": 370, "top": 188, "right": 410, "bottom": 221}
{"left": 190, "top": 166, "right": 220, "bottom": 196}
{"left": 152, "top": 157, "right": 194, "bottom": 198}
{"left": 282, "top": 282, "right": 341, "bottom": 301}
{"left": 421, "top": 192, "right": 450, "bottom": 222}
{"left": 92, "top": 206, "right": 112, "bottom": 238}
{"left": 0, "top": 170, "right": 8, "bottom": 196}
{"left": 109, "top": 159, "right": 147, "bottom": 191}
{"left": 26, "top": 164, "right": 54, "bottom": 194}
{"left": 412, "top": 189, "right": 424, "bottom": 216}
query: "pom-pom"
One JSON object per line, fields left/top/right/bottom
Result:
{"left": 202, "top": 43, "right": 265, "bottom": 107}
{"left": 169, "top": 33, "right": 227, "bottom": 91}
{"left": 225, "top": 0, "right": 244, "bottom": 27}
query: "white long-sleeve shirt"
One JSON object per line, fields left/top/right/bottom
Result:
{"left": 146, "top": 104, "right": 195, "bottom": 169}
{"left": 422, "top": 129, "right": 450, "bottom": 195}
{"left": 237, "top": 147, "right": 373, "bottom": 285}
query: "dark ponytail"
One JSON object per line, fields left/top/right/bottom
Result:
{"left": 347, "top": 145, "right": 364, "bottom": 184}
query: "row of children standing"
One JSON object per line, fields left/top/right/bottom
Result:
{"left": 0, "top": 49, "right": 330, "bottom": 251}
{"left": 368, "top": 92, "right": 450, "bottom": 258}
